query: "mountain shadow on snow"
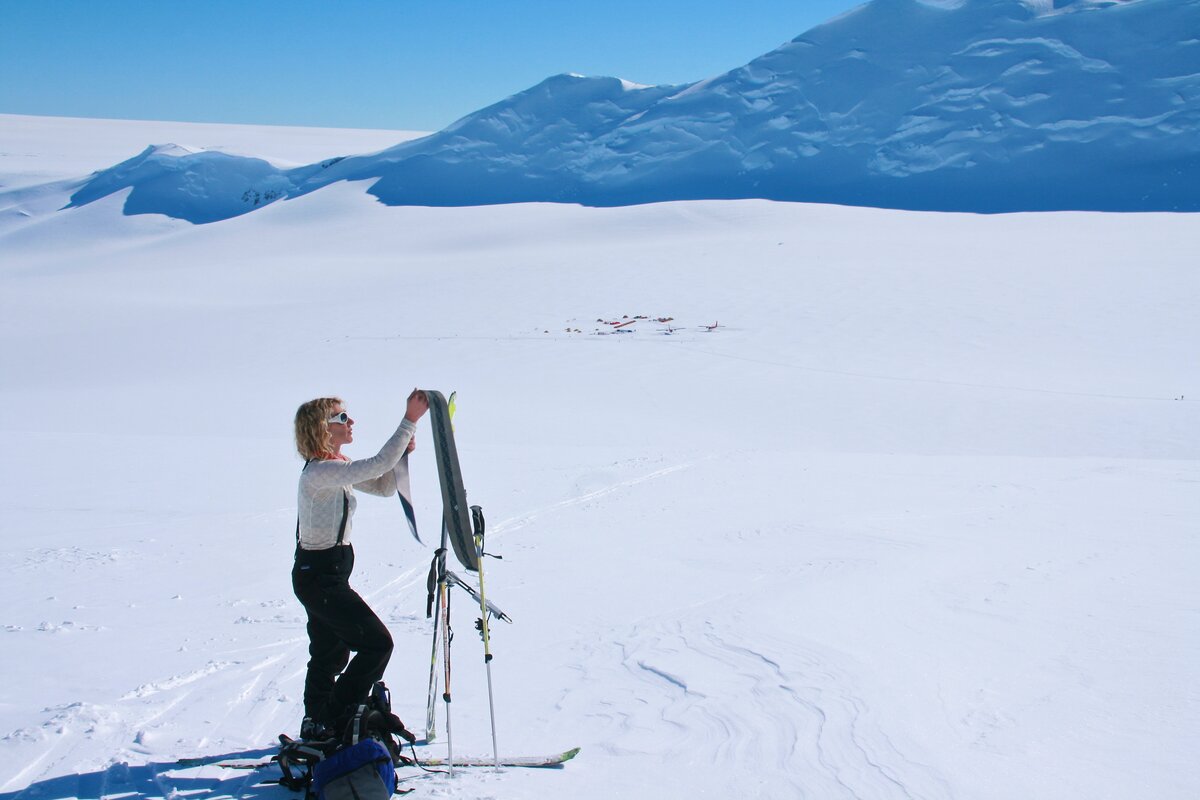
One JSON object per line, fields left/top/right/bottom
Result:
{"left": 63, "top": 0, "right": 1200, "bottom": 222}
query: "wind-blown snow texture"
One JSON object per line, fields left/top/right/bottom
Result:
{"left": 8, "top": 0, "right": 1199, "bottom": 224}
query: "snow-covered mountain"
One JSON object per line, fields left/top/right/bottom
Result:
{"left": 12, "top": 0, "right": 1200, "bottom": 223}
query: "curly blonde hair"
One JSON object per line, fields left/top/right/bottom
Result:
{"left": 294, "top": 397, "right": 343, "bottom": 460}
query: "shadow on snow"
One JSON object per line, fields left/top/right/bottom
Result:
{"left": 0, "top": 748, "right": 283, "bottom": 800}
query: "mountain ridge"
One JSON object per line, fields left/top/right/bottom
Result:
{"left": 9, "top": 0, "right": 1197, "bottom": 222}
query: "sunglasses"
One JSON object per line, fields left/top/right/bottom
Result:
{"left": 327, "top": 412, "right": 350, "bottom": 425}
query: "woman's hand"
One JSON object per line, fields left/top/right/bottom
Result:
{"left": 404, "top": 389, "right": 430, "bottom": 422}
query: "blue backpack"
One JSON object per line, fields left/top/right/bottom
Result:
{"left": 277, "top": 682, "right": 415, "bottom": 799}
{"left": 311, "top": 738, "right": 396, "bottom": 800}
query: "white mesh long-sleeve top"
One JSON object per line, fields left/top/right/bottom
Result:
{"left": 297, "top": 419, "right": 417, "bottom": 550}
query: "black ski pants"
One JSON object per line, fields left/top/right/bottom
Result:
{"left": 292, "top": 544, "right": 393, "bottom": 726}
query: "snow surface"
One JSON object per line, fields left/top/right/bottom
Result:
{"left": 1, "top": 114, "right": 1198, "bottom": 800}
{"left": 9, "top": 0, "right": 1199, "bottom": 222}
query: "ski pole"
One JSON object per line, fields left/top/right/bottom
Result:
{"left": 440, "top": 563, "right": 455, "bottom": 778}
{"left": 471, "top": 505, "right": 500, "bottom": 771}
{"left": 424, "top": 547, "right": 445, "bottom": 742}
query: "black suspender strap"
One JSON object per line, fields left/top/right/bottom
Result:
{"left": 295, "top": 459, "right": 311, "bottom": 544}
{"left": 296, "top": 458, "right": 350, "bottom": 547}
{"left": 335, "top": 490, "right": 349, "bottom": 545}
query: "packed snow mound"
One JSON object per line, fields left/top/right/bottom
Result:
{"left": 52, "top": 0, "right": 1200, "bottom": 220}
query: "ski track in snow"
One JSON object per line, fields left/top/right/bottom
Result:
{"left": 4, "top": 606, "right": 318, "bottom": 796}
{"left": 0, "top": 463, "right": 707, "bottom": 799}
{"left": 120, "top": 661, "right": 241, "bottom": 701}
{"left": 488, "top": 462, "right": 696, "bottom": 537}
{"left": 0, "top": 651, "right": 288, "bottom": 799}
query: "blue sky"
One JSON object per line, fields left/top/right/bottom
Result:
{"left": 1, "top": 1, "right": 864, "bottom": 132}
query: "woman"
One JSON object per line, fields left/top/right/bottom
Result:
{"left": 292, "top": 389, "right": 429, "bottom": 738}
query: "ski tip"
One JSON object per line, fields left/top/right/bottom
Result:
{"left": 561, "top": 747, "right": 581, "bottom": 761}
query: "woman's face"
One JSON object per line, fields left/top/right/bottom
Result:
{"left": 328, "top": 405, "right": 354, "bottom": 451}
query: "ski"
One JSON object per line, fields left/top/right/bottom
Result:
{"left": 395, "top": 450, "right": 421, "bottom": 544}
{"left": 422, "top": 390, "right": 455, "bottom": 742}
{"left": 184, "top": 745, "right": 580, "bottom": 771}
{"left": 425, "top": 389, "right": 478, "bottom": 572}
{"left": 415, "top": 747, "right": 580, "bottom": 769}
{"left": 171, "top": 748, "right": 278, "bottom": 772}
{"left": 396, "top": 392, "right": 457, "bottom": 546}
{"left": 171, "top": 753, "right": 275, "bottom": 769}
{"left": 188, "top": 759, "right": 275, "bottom": 771}
{"left": 422, "top": 388, "right": 472, "bottom": 760}
{"left": 420, "top": 390, "right": 511, "bottom": 772}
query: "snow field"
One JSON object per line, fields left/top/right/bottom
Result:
{"left": 1, "top": 115, "right": 1198, "bottom": 799}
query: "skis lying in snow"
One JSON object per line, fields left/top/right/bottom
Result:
{"left": 414, "top": 747, "right": 580, "bottom": 768}
{"left": 174, "top": 745, "right": 580, "bottom": 771}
